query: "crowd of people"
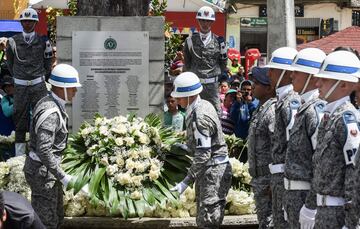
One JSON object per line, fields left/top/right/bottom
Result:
{"left": 165, "top": 4, "right": 360, "bottom": 229}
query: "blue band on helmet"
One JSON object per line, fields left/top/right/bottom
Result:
{"left": 50, "top": 74, "right": 78, "bottom": 83}
{"left": 272, "top": 57, "right": 293, "bottom": 65}
{"left": 324, "top": 64, "right": 359, "bottom": 74}
{"left": 177, "top": 82, "right": 202, "bottom": 92}
{"left": 32, "top": 15, "right": 38, "bottom": 19}
{"left": 296, "top": 58, "right": 322, "bottom": 69}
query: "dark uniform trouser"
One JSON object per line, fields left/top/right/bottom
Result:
{"left": 283, "top": 189, "right": 308, "bottom": 229}
{"left": 314, "top": 207, "right": 344, "bottom": 229}
{"left": 195, "top": 162, "right": 232, "bottom": 229}
{"left": 252, "top": 176, "right": 272, "bottom": 229}
{"left": 24, "top": 157, "right": 64, "bottom": 229}
{"left": 271, "top": 173, "right": 289, "bottom": 229}
{"left": 14, "top": 82, "right": 48, "bottom": 142}
{"left": 200, "top": 83, "right": 221, "bottom": 116}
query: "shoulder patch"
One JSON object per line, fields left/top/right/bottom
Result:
{"left": 290, "top": 99, "right": 301, "bottom": 109}
{"left": 286, "top": 99, "right": 301, "bottom": 141}
{"left": 310, "top": 101, "right": 326, "bottom": 150}
{"left": 342, "top": 111, "right": 360, "bottom": 165}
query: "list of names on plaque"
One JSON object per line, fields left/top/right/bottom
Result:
{"left": 72, "top": 31, "right": 149, "bottom": 131}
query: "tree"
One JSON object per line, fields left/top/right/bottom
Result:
{"left": 76, "top": 0, "right": 150, "bottom": 16}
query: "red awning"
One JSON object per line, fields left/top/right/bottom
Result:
{"left": 165, "top": 11, "right": 226, "bottom": 37}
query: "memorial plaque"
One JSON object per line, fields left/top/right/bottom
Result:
{"left": 72, "top": 31, "right": 149, "bottom": 131}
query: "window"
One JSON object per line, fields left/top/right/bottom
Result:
{"left": 352, "top": 10, "right": 360, "bottom": 26}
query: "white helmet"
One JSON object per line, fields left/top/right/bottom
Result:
{"left": 49, "top": 64, "right": 82, "bottom": 88}
{"left": 19, "top": 8, "right": 39, "bottom": 22}
{"left": 291, "top": 48, "right": 326, "bottom": 74}
{"left": 171, "top": 72, "right": 203, "bottom": 98}
{"left": 196, "top": 6, "right": 215, "bottom": 21}
{"left": 265, "top": 47, "right": 298, "bottom": 71}
{"left": 314, "top": 50, "right": 360, "bottom": 83}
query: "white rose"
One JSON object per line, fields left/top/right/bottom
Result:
{"left": 134, "top": 162, "right": 146, "bottom": 173}
{"left": 106, "top": 165, "right": 118, "bottom": 176}
{"left": 149, "top": 169, "right": 160, "bottom": 181}
{"left": 138, "top": 133, "right": 150, "bottom": 145}
{"left": 129, "top": 150, "right": 139, "bottom": 160}
{"left": 80, "top": 127, "right": 92, "bottom": 138}
{"left": 111, "top": 124, "right": 127, "bottom": 135}
{"left": 130, "top": 190, "right": 142, "bottom": 200}
{"left": 116, "top": 156, "right": 125, "bottom": 168}
{"left": 131, "top": 175, "right": 143, "bottom": 187}
{"left": 99, "top": 126, "right": 109, "bottom": 136}
{"left": 124, "top": 137, "right": 135, "bottom": 146}
{"left": 114, "top": 137, "right": 124, "bottom": 146}
{"left": 125, "top": 159, "right": 135, "bottom": 171}
{"left": 116, "top": 173, "right": 131, "bottom": 186}
{"left": 139, "top": 147, "right": 151, "bottom": 158}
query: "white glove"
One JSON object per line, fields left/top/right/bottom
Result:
{"left": 342, "top": 226, "right": 349, "bottom": 229}
{"left": 60, "top": 174, "right": 73, "bottom": 188}
{"left": 170, "top": 182, "right": 188, "bottom": 195}
{"left": 299, "top": 205, "right": 317, "bottom": 229}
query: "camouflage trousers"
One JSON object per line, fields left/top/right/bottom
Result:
{"left": 283, "top": 189, "right": 308, "bottom": 229}
{"left": 14, "top": 82, "right": 48, "bottom": 142}
{"left": 251, "top": 175, "right": 272, "bottom": 229}
{"left": 23, "top": 156, "right": 64, "bottom": 229}
{"left": 314, "top": 206, "right": 344, "bottom": 229}
{"left": 195, "top": 162, "right": 232, "bottom": 229}
{"left": 200, "top": 82, "right": 221, "bottom": 116}
{"left": 270, "top": 173, "right": 289, "bottom": 229}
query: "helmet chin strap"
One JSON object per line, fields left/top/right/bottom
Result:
{"left": 300, "top": 74, "right": 312, "bottom": 95}
{"left": 186, "top": 97, "right": 190, "bottom": 110}
{"left": 324, "top": 80, "right": 340, "bottom": 100}
{"left": 275, "top": 70, "right": 286, "bottom": 89}
{"left": 63, "top": 88, "right": 69, "bottom": 102}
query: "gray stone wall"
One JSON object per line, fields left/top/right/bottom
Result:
{"left": 56, "top": 16, "right": 165, "bottom": 131}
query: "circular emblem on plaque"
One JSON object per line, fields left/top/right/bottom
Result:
{"left": 104, "top": 37, "right": 117, "bottom": 50}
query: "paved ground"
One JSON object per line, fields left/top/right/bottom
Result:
{"left": 62, "top": 215, "right": 258, "bottom": 228}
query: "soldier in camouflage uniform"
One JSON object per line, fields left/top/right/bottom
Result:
{"left": 311, "top": 51, "right": 360, "bottom": 229}
{"left": 282, "top": 48, "right": 327, "bottom": 229}
{"left": 183, "top": 6, "right": 227, "bottom": 114}
{"left": 23, "top": 64, "right": 83, "bottom": 229}
{"left": 247, "top": 67, "right": 276, "bottom": 228}
{"left": 6, "top": 8, "right": 53, "bottom": 156}
{"left": 265, "top": 47, "right": 300, "bottom": 229}
{"left": 170, "top": 72, "right": 232, "bottom": 228}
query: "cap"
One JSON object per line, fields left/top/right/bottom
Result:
{"left": 230, "top": 78, "right": 241, "bottom": 86}
{"left": 249, "top": 67, "right": 270, "bottom": 85}
{"left": 226, "top": 89, "right": 237, "bottom": 95}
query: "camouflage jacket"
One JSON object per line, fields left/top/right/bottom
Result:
{"left": 313, "top": 101, "right": 360, "bottom": 198}
{"left": 183, "top": 33, "right": 227, "bottom": 79}
{"left": 183, "top": 97, "right": 228, "bottom": 185}
{"left": 28, "top": 94, "right": 68, "bottom": 181}
{"left": 6, "top": 33, "right": 52, "bottom": 80}
{"left": 284, "top": 96, "right": 326, "bottom": 181}
{"left": 271, "top": 87, "right": 301, "bottom": 164}
{"left": 248, "top": 98, "right": 276, "bottom": 178}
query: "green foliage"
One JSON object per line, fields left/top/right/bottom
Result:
{"left": 224, "top": 134, "right": 247, "bottom": 159}
{"left": 46, "top": 0, "right": 78, "bottom": 44}
{"left": 149, "top": 0, "right": 167, "bottom": 16}
{"left": 62, "top": 113, "right": 190, "bottom": 218}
